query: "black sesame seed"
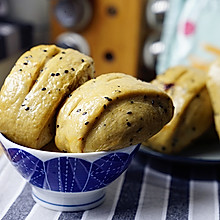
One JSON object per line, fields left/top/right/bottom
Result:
{"left": 19, "top": 69, "right": 22, "bottom": 71}
{"left": 56, "top": 73, "right": 60, "bottom": 76}
{"left": 95, "top": 117, "right": 98, "bottom": 120}
{"left": 76, "top": 109, "right": 81, "bottom": 112}
{"left": 41, "top": 87, "right": 46, "bottom": 91}
{"left": 127, "top": 111, "right": 132, "bottom": 114}
{"left": 68, "top": 94, "right": 72, "bottom": 97}
{"left": 60, "top": 57, "right": 63, "bottom": 60}
{"left": 130, "top": 101, "right": 134, "bottom": 104}
{"left": 64, "top": 70, "right": 69, "bottom": 73}
{"left": 25, "top": 107, "right": 30, "bottom": 111}
{"left": 62, "top": 51, "right": 66, "bottom": 54}
{"left": 104, "top": 97, "right": 112, "bottom": 101}
{"left": 104, "top": 124, "right": 106, "bottom": 126}
{"left": 136, "top": 127, "right": 143, "bottom": 133}
{"left": 171, "top": 138, "right": 178, "bottom": 147}
{"left": 162, "top": 146, "right": 166, "bottom": 151}
{"left": 71, "top": 68, "right": 75, "bottom": 71}
{"left": 82, "top": 112, "right": 87, "bottom": 115}
{"left": 82, "top": 138, "right": 85, "bottom": 141}
{"left": 81, "top": 59, "right": 85, "bottom": 62}
{"left": 21, "top": 104, "right": 25, "bottom": 106}
{"left": 85, "top": 121, "right": 89, "bottom": 125}
{"left": 103, "top": 104, "right": 107, "bottom": 109}
{"left": 127, "top": 122, "right": 131, "bottom": 127}
{"left": 51, "top": 73, "right": 55, "bottom": 76}
{"left": 57, "top": 125, "right": 60, "bottom": 128}
{"left": 43, "top": 49, "right": 47, "bottom": 52}
{"left": 23, "top": 62, "right": 28, "bottom": 65}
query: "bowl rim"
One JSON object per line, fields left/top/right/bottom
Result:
{"left": 0, "top": 133, "right": 139, "bottom": 158}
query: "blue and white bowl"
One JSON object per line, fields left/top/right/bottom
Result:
{"left": 0, "top": 133, "right": 140, "bottom": 211}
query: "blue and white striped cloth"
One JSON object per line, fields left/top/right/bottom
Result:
{"left": 0, "top": 150, "right": 219, "bottom": 220}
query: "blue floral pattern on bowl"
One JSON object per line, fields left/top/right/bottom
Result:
{"left": 3, "top": 145, "right": 139, "bottom": 192}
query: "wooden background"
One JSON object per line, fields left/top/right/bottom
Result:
{"left": 50, "top": 0, "right": 154, "bottom": 81}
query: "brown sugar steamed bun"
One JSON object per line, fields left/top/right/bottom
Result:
{"left": 55, "top": 73, "right": 174, "bottom": 153}
{"left": 143, "top": 66, "right": 213, "bottom": 154}
{"left": 206, "top": 59, "right": 220, "bottom": 139}
{"left": 0, "top": 45, "right": 95, "bottom": 149}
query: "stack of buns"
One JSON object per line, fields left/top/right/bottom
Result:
{"left": 0, "top": 45, "right": 174, "bottom": 153}
{"left": 2, "top": 44, "right": 220, "bottom": 155}
{"left": 142, "top": 44, "right": 220, "bottom": 154}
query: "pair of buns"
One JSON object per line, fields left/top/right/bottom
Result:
{"left": 0, "top": 45, "right": 174, "bottom": 153}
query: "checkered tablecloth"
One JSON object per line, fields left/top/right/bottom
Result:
{"left": 0, "top": 149, "right": 219, "bottom": 220}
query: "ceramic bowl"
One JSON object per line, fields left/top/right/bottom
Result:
{"left": 0, "top": 133, "right": 140, "bottom": 211}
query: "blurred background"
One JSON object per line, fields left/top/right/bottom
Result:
{"left": 1, "top": 0, "right": 220, "bottom": 87}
